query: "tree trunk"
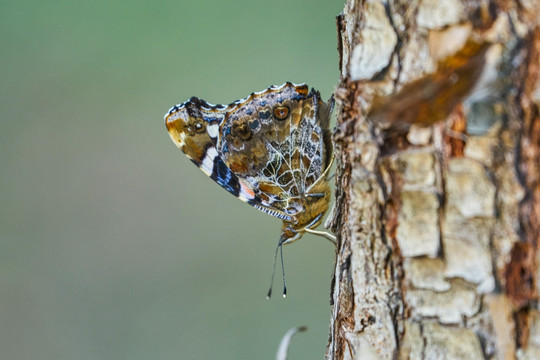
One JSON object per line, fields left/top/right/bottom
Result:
{"left": 326, "top": 1, "right": 540, "bottom": 359}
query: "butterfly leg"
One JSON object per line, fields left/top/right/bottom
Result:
{"left": 301, "top": 212, "right": 337, "bottom": 245}
{"left": 306, "top": 193, "right": 326, "bottom": 198}
{"left": 320, "top": 154, "right": 335, "bottom": 179}
{"left": 304, "top": 227, "right": 336, "bottom": 245}
{"left": 444, "top": 127, "right": 468, "bottom": 141}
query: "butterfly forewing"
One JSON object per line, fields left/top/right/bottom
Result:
{"left": 165, "top": 97, "right": 264, "bottom": 205}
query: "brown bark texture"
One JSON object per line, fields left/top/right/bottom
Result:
{"left": 325, "top": 0, "right": 540, "bottom": 359}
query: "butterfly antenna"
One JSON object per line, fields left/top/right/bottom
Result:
{"left": 280, "top": 242, "right": 287, "bottom": 298}
{"left": 267, "top": 242, "right": 280, "bottom": 299}
{"left": 267, "top": 236, "right": 287, "bottom": 299}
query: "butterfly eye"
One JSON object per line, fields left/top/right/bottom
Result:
{"left": 194, "top": 121, "right": 205, "bottom": 133}
{"left": 233, "top": 122, "right": 252, "bottom": 141}
{"left": 273, "top": 106, "right": 290, "bottom": 120}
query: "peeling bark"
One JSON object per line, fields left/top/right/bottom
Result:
{"left": 326, "top": 1, "right": 540, "bottom": 359}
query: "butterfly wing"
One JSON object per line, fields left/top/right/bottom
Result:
{"left": 217, "top": 83, "right": 333, "bottom": 222}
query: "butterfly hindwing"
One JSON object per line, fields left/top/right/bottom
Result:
{"left": 218, "top": 83, "right": 333, "bottom": 218}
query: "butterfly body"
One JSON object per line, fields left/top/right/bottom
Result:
{"left": 165, "top": 82, "right": 333, "bottom": 244}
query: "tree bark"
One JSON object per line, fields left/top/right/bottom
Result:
{"left": 326, "top": 1, "right": 540, "bottom": 359}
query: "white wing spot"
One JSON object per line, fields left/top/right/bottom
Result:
{"left": 201, "top": 147, "right": 218, "bottom": 175}
{"left": 207, "top": 124, "right": 219, "bottom": 138}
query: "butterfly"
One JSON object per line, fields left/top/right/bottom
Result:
{"left": 165, "top": 82, "right": 335, "bottom": 297}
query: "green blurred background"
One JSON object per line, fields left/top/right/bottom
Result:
{"left": 0, "top": 0, "right": 343, "bottom": 359}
